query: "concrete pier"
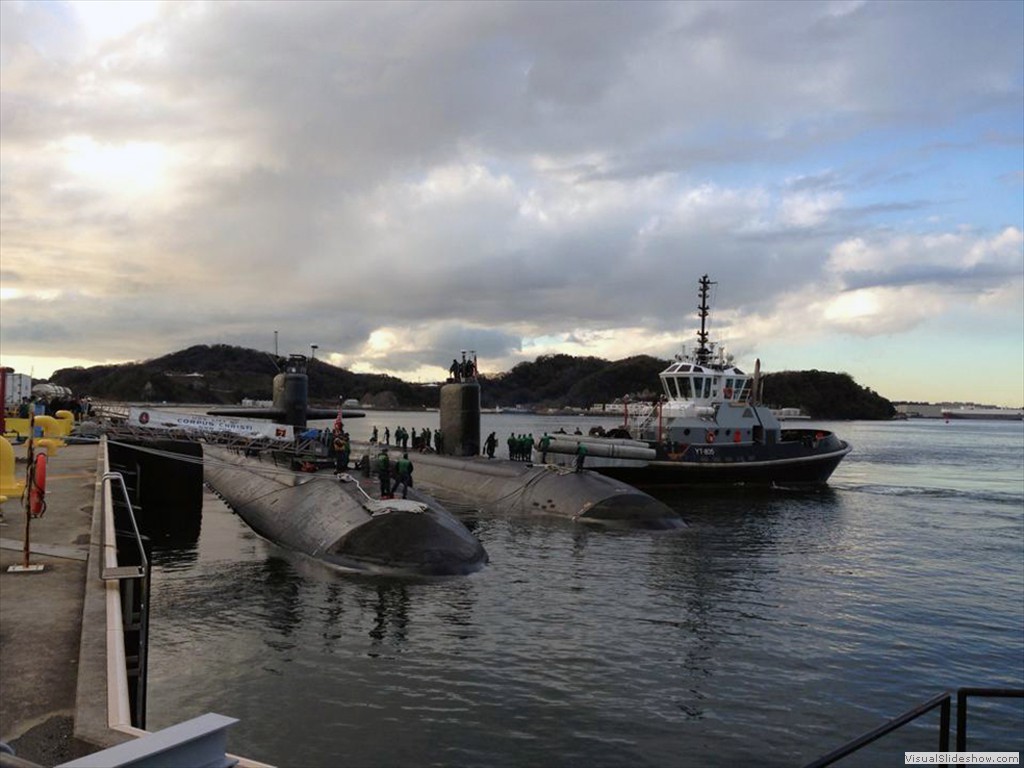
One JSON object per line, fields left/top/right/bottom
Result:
{"left": 0, "top": 442, "right": 103, "bottom": 765}
{"left": 0, "top": 440, "right": 265, "bottom": 767}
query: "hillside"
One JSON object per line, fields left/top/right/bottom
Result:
{"left": 761, "top": 370, "right": 895, "bottom": 420}
{"left": 48, "top": 344, "right": 895, "bottom": 419}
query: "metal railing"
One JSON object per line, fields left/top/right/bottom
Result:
{"left": 805, "top": 687, "right": 1024, "bottom": 768}
{"left": 957, "top": 688, "right": 1024, "bottom": 752}
{"left": 625, "top": 401, "right": 659, "bottom": 440}
{"left": 100, "top": 472, "right": 147, "bottom": 581}
{"left": 100, "top": 468, "right": 151, "bottom": 729}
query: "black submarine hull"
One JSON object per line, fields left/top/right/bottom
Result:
{"left": 362, "top": 447, "right": 685, "bottom": 530}
{"left": 204, "top": 446, "right": 488, "bottom": 576}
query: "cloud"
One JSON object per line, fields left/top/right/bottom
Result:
{"left": 1, "top": 0, "right": 1021, "bottom": 401}
{"left": 827, "top": 227, "right": 1024, "bottom": 291}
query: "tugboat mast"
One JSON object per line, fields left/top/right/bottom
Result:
{"left": 695, "top": 274, "right": 715, "bottom": 366}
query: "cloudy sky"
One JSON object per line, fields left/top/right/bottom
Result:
{"left": 1, "top": 0, "right": 1022, "bottom": 406}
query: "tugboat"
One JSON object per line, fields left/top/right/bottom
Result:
{"left": 541, "top": 275, "right": 852, "bottom": 487}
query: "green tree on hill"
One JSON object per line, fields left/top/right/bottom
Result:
{"left": 49, "top": 344, "right": 897, "bottom": 419}
{"left": 761, "top": 370, "right": 894, "bottom": 419}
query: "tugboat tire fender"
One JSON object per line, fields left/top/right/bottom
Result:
{"left": 705, "top": 430, "right": 716, "bottom": 444}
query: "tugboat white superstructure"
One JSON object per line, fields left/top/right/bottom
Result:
{"left": 543, "top": 275, "right": 852, "bottom": 487}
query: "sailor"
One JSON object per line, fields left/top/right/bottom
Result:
{"left": 384, "top": 427, "right": 390, "bottom": 445}
{"left": 539, "top": 433, "right": 551, "bottom": 463}
{"left": 340, "top": 434, "right": 351, "bottom": 472}
{"left": 484, "top": 432, "right": 497, "bottom": 459}
{"left": 333, "top": 432, "right": 348, "bottom": 473}
{"left": 574, "top": 442, "right": 587, "bottom": 473}
{"left": 434, "top": 429, "right": 443, "bottom": 454}
{"left": 507, "top": 433, "right": 516, "bottom": 461}
{"left": 392, "top": 452, "right": 414, "bottom": 499}
{"left": 372, "top": 426, "right": 379, "bottom": 444}
{"left": 377, "top": 449, "right": 392, "bottom": 498}
{"left": 450, "top": 359, "right": 460, "bottom": 381}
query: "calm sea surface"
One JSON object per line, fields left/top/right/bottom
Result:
{"left": 144, "top": 415, "right": 1024, "bottom": 767}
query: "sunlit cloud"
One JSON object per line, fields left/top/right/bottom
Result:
{"left": 59, "top": 136, "right": 174, "bottom": 197}
{"left": 69, "top": 0, "right": 164, "bottom": 47}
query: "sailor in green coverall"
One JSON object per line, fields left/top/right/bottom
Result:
{"left": 392, "top": 452, "right": 414, "bottom": 499}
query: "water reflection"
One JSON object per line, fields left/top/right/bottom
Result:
{"left": 260, "top": 556, "right": 303, "bottom": 643}
{"left": 364, "top": 582, "right": 410, "bottom": 652}
{"left": 317, "top": 582, "right": 346, "bottom": 646}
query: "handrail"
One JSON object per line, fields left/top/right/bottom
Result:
{"left": 806, "top": 687, "right": 1024, "bottom": 768}
{"left": 100, "top": 471, "right": 147, "bottom": 581}
{"left": 956, "top": 688, "right": 1024, "bottom": 752}
{"left": 804, "top": 690, "right": 951, "bottom": 768}
{"left": 625, "top": 401, "right": 658, "bottom": 439}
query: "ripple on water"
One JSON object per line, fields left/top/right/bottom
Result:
{"left": 143, "top": 419, "right": 1024, "bottom": 767}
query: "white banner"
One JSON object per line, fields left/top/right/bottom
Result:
{"left": 127, "top": 407, "right": 294, "bottom": 442}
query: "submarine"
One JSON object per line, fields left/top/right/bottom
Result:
{"left": 208, "top": 353, "right": 365, "bottom": 428}
{"left": 201, "top": 351, "right": 487, "bottom": 576}
{"left": 204, "top": 445, "right": 488, "bottom": 576}
{"left": 357, "top": 376, "right": 686, "bottom": 530}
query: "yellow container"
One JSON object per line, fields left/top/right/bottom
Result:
{"left": 4, "top": 418, "right": 31, "bottom": 441}
{"left": 0, "top": 436, "right": 25, "bottom": 497}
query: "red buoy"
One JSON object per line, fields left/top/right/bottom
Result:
{"left": 29, "top": 454, "right": 46, "bottom": 517}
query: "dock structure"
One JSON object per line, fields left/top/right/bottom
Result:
{"left": 0, "top": 439, "right": 265, "bottom": 768}
{"left": 1, "top": 442, "right": 97, "bottom": 764}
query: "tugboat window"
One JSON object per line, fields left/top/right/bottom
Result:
{"left": 703, "top": 378, "right": 712, "bottom": 398}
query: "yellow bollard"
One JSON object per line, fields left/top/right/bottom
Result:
{"left": 0, "top": 436, "right": 25, "bottom": 497}
{"left": 54, "top": 410, "right": 75, "bottom": 436}
{"left": 33, "top": 415, "right": 63, "bottom": 438}
{"left": 35, "top": 438, "right": 63, "bottom": 457}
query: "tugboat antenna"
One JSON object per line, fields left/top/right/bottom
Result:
{"left": 696, "top": 274, "right": 716, "bottom": 366}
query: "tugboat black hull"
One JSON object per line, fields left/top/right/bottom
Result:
{"left": 591, "top": 443, "right": 851, "bottom": 488}
{"left": 543, "top": 432, "right": 852, "bottom": 489}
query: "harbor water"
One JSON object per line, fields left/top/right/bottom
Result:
{"left": 144, "top": 415, "right": 1024, "bottom": 767}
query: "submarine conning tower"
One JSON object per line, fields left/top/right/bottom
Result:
{"left": 274, "top": 354, "right": 309, "bottom": 428}
{"left": 440, "top": 380, "right": 481, "bottom": 457}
